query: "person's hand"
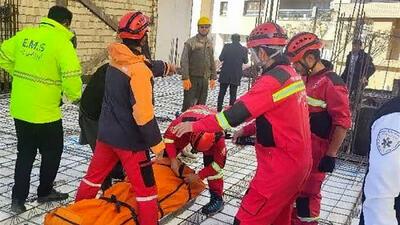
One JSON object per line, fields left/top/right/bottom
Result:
{"left": 168, "top": 64, "right": 178, "bottom": 75}
{"left": 209, "top": 80, "right": 216, "bottom": 90}
{"left": 152, "top": 149, "right": 165, "bottom": 162}
{"left": 183, "top": 79, "right": 192, "bottom": 91}
{"left": 172, "top": 122, "right": 193, "bottom": 138}
{"left": 232, "top": 129, "right": 245, "bottom": 144}
{"left": 170, "top": 158, "right": 181, "bottom": 177}
{"left": 183, "top": 173, "right": 200, "bottom": 184}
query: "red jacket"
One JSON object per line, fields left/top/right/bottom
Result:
{"left": 305, "top": 68, "right": 351, "bottom": 136}
{"left": 304, "top": 68, "right": 351, "bottom": 168}
{"left": 164, "top": 105, "right": 227, "bottom": 180}
{"left": 191, "top": 63, "right": 312, "bottom": 198}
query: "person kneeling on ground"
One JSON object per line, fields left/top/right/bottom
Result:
{"left": 164, "top": 105, "right": 226, "bottom": 215}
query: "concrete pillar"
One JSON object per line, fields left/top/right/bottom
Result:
{"left": 200, "top": 0, "right": 214, "bottom": 21}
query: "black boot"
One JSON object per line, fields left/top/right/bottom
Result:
{"left": 11, "top": 199, "right": 26, "bottom": 214}
{"left": 201, "top": 191, "right": 224, "bottom": 215}
{"left": 37, "top": 188, "right": 68, "bottom": 203}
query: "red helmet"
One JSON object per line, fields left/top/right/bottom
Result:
{"left": 190, "top": 132, "right": 216, "bottom": 152}
{"left": 247, "top": 22, "right": 288, "bottom": 48}
{"left": 286, "top": 32, "right": 323, "bottom": 62}
{"left": 118, "top": 11, "right": 149, "bottom": 40}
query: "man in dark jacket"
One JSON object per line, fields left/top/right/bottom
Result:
{"left": 79, "top": 60, "right": 175, "bottom": 190}
{"left": 341, "top": 39, "right": 375, "bottom": 98}
{"left": 217, "top": 34, "right": 248, "bottom": 112}
{"left": 75, "top": 11, "right": 166, "bottom": 225}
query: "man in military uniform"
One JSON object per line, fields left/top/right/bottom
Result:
{"left": 180, "top": 16, "right": 217, "bottom": 112}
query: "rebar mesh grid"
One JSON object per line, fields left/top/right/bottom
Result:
{"left": 0, "top": 75, "right": 366, "bottom": 225}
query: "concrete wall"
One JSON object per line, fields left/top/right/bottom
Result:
{"left": 200, "top": 0, "right": 214, "bottom": 20}
{"left": 366, "top": 19, "right": 400, "bottom": 90}
{"left": 18, "top": 0, "right": 158, "bottom": 74}
{"left": 331, "top": 1, "right": 400, "bottom": 19}
{"left": 211, "top": 0, "right": 320, "bottom": 59}
{"left": 211, "top": 0, "right": 256, "bottom": 58}
{"left": 155, "top": 0, "right": 192, "bottom": 63}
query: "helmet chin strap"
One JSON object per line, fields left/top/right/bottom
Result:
{"left": 299, "top": 58, "right": 318, "bottom": 82}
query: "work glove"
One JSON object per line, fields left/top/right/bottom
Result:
{"left": 318, "top": 156, "right": 336, "bottom": 173}
{"left": 209, "top": 80, "right": 216, "bottom": 90}
{"left": 183, "top": 79, "right": 192, "bottom": 91}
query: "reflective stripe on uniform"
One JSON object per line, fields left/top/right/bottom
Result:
{"left": 164, "top": 138, "right": 174, "bottom": 144}
{"left": 208, "top": 162, "right": 223, "bottom": 180}
{"left": 61, "top": 69, "right": 81, "bottom": 79}
{"left": 216, "top": 112, "right": 231, "bottom": 130}
{"left": 272, "top": 80, "right": 305, "bottom": 102}
{"left": 207, "top": 173, "right": 223, "bottom": 180}
{"left": 298, "top": 216, "right": 320, "bottom": 222}
{"left": 13, "top": 70, "right": 62, "bottom": 86}
{"left": 307, "top": 96, "right": 327, "bottom": 108}
{"left": 82, "top": 178, "right": 102, "bottom": 188}
{"left": 0, "top": 48, "right": 12, "bottom": 62}
{"left": 136, "top": 195, "right": 158, "bottom": 202}
{"left": 211, "top": 162, "right": 222, "bottom": 172}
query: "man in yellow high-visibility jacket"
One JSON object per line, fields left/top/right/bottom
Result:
{"left": 0, "top": 6, "right": 82, "bottom": 213}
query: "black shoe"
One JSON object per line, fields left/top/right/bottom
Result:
{"left": 37, "top": 189, "right": 68, "bottom": 203}
{"left": 11, "top": 199, "right": 26, "bottom": 214}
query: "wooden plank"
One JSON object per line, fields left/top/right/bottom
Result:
{"left": 76, "top": 0, "right": 118, "bottom": 31}
{"left": 75, "top": 0, "right": 118, "bottom": 74}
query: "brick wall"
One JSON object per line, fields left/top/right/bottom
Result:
{"left": 17, "top": 0, "right": 158, "bottom": 74}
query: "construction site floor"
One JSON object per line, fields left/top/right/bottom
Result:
{"left": 0, "top": 75, "right": 366, "bottom": 225}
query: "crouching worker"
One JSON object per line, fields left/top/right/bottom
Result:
{"left": 164, "top": 105, "right": 226, "bottom": 215}
{"left": 75, "top": 11, "right": 164, "bottom": 225}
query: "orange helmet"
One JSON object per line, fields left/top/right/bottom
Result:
{"left": 247, "top": 22, "right": 288, "bottom": 48}
{"left": 190, "top": 132, "right": 216, "bottom": 152}
{"left": 286, "top": 32, "right": 323, "bottom": 62}
{"left": 118, "top": 11, "right": 149, "bottom": 40}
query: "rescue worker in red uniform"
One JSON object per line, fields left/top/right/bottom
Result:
{"left": 285, "top": 32, "right": 352, "bottom": 225}
{"left": 173, "top": 22, "right": 312, "bottom": 225}
{"left": 164, "top": 105, "right": 226, "bottom": 215}
{"left": 75, "top": 11, "right": 164, "bottom": 225}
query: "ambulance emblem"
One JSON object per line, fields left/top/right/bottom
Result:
{"left": 376, "top": 128, "right": 400, "bottom": 155}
